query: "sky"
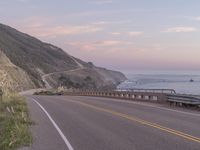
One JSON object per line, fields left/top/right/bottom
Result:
{"left": 1, "top": 0, "right": 200, "bottom": 72}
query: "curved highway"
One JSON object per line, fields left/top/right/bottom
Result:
{"left": 25, "top": 95, "right": 200, "bottom": 150}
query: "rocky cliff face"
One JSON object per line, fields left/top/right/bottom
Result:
{"left": 0, "top": 23, "right": 127, "bottom": 91}
{"left": 0, "top": 50, "right": 35, "bottom": 92}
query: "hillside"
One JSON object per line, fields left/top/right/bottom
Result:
{"left": 0, "top": 23, "right": 127, "bottom": 91}
{"left": 0, "top": 50, "right": 35, "bottom": 92}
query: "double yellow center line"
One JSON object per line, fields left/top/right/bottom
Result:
{"left": 68, "top": 99, "right": 200, "bottom": 143}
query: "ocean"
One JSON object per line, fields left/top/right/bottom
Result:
{"left": 117, "top": 71, "right": 200, "bottom": 95}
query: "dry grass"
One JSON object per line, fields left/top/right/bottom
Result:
{"left": 0, "top": 93, "right": 32, "bottom": 150}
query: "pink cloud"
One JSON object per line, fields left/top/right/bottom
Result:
{"left": 164, "top": 27, "right": 198, "bottom": 33}
{"left": 11, "top": 16, "right": 104, "bottom": 38}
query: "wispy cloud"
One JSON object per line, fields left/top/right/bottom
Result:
{"left": 90, "top": 0, "right": 115, "bottom": 5}
{"left": 127, "top": 31, "right": 144, "bottom": 36}
{"left": 192, "top": 16, "right": 200, "bottom": 21}
{"left": 185, "top": 16, "right": 200, "bottom": 21}
{"left": 15, "top": 0, "right": 29, "bottom": 3}
{"left": 32, "top": 25, "right": 103, "bottom": 37}
{"left": 92, "top": 20, "right": 132, "bottom": 26}
{"left": 69, "top": 40, "right": 131, "bottom": 47}
{"left": 14, "top": 16, "right": 104, "bottom": 38}
{"left": 68, "top": 40, "right": 133, "bottom": 52}
{"left": 64, "top": 9, "right": 151, "bottom": 18}
{"left": 164, "top": 27, "right": 198, "bottom": 33}
{"left": 110, "top": 31, "right": 144, "bottom": 37}
{"left": 93, "top": 40, "right": 131, "bottom": 46}
{"left": 92, "top": 21, "right": 110, "bottom": 25}
{"left": 15, "top": 17, "right": 134, "bottom": 38}
{"left": 110, "top": 32, "right": 121, "bottom": 35}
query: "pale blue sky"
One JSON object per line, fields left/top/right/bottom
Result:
{"left": 1, "top": 0, "right": 200, "bottom": 71}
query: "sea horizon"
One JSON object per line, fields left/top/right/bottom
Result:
{"left": 118, "top": 70, "right": 200, "bottom": 95}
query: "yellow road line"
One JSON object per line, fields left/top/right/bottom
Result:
{"left": 67, "top": 99, "right": 200, "bottom": 143}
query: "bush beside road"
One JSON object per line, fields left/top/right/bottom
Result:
{"left": 0, "top": 92, "right": 32, "bottom": 150}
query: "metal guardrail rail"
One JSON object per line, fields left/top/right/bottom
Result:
{"left": 64, "top": 88, "right": 200, "bottom": 107}
{"left": 64, "top": 89, "right": 168, "bottom": 103}
{"left": 117, "top": 88, "right": 176, "bottom": 94}
{"left": 166, "top": 94, "right": 200, "bottom": 107}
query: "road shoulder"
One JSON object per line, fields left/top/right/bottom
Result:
{"left": 19, "top": 97, "right": 67, "bottom": 150}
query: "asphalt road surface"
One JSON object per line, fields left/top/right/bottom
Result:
{"left": 25, "top": 95, "right": 200, "bottom": 150}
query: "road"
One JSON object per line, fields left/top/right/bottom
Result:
{"left": 26, "top": 95, "right": 200, "bottom": 150}
{"left": 41, "top": 55, "right": 84, "bottom": 89}
{"left": 41, "top": 68, "right": 84, "bottom": 89}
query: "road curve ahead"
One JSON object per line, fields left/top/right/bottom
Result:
{"left": 26, "top": 95, "right": 200, "bottom": 150}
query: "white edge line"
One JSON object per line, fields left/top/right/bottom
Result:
{"left": 77, "top": 96, "right": 200, "bottom": 117}
{"left": 32, "top": 98, "right": 74, "bottom": 150}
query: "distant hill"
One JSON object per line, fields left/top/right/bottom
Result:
{"left": 0, "top": 23, "right": 127, "bottom": 91}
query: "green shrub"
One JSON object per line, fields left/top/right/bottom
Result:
{"left": 0, "top": 93, "right": 32, "bottom": 150}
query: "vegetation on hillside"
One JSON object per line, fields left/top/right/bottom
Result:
{"left": 0, "top": 92, "right": 32, "bottom": 150}
{"left": 58, "top": 75, "right": 96, "bottom": 89}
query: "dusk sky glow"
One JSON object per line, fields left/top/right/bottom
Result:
{"left": 1, "top": 0, "right": 200, "bottom": 72}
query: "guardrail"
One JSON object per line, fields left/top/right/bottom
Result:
{"left": 63, "top": 89, "right": 200, "bottom": 108}
{"left": 117, "top": 88, "right": 176, "bottom": 94}
{"left": 64, "top": 90, "right": 168, "bottom": 103}
{"left": 167, "top": 94, "right": 200, "bottom": 107}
